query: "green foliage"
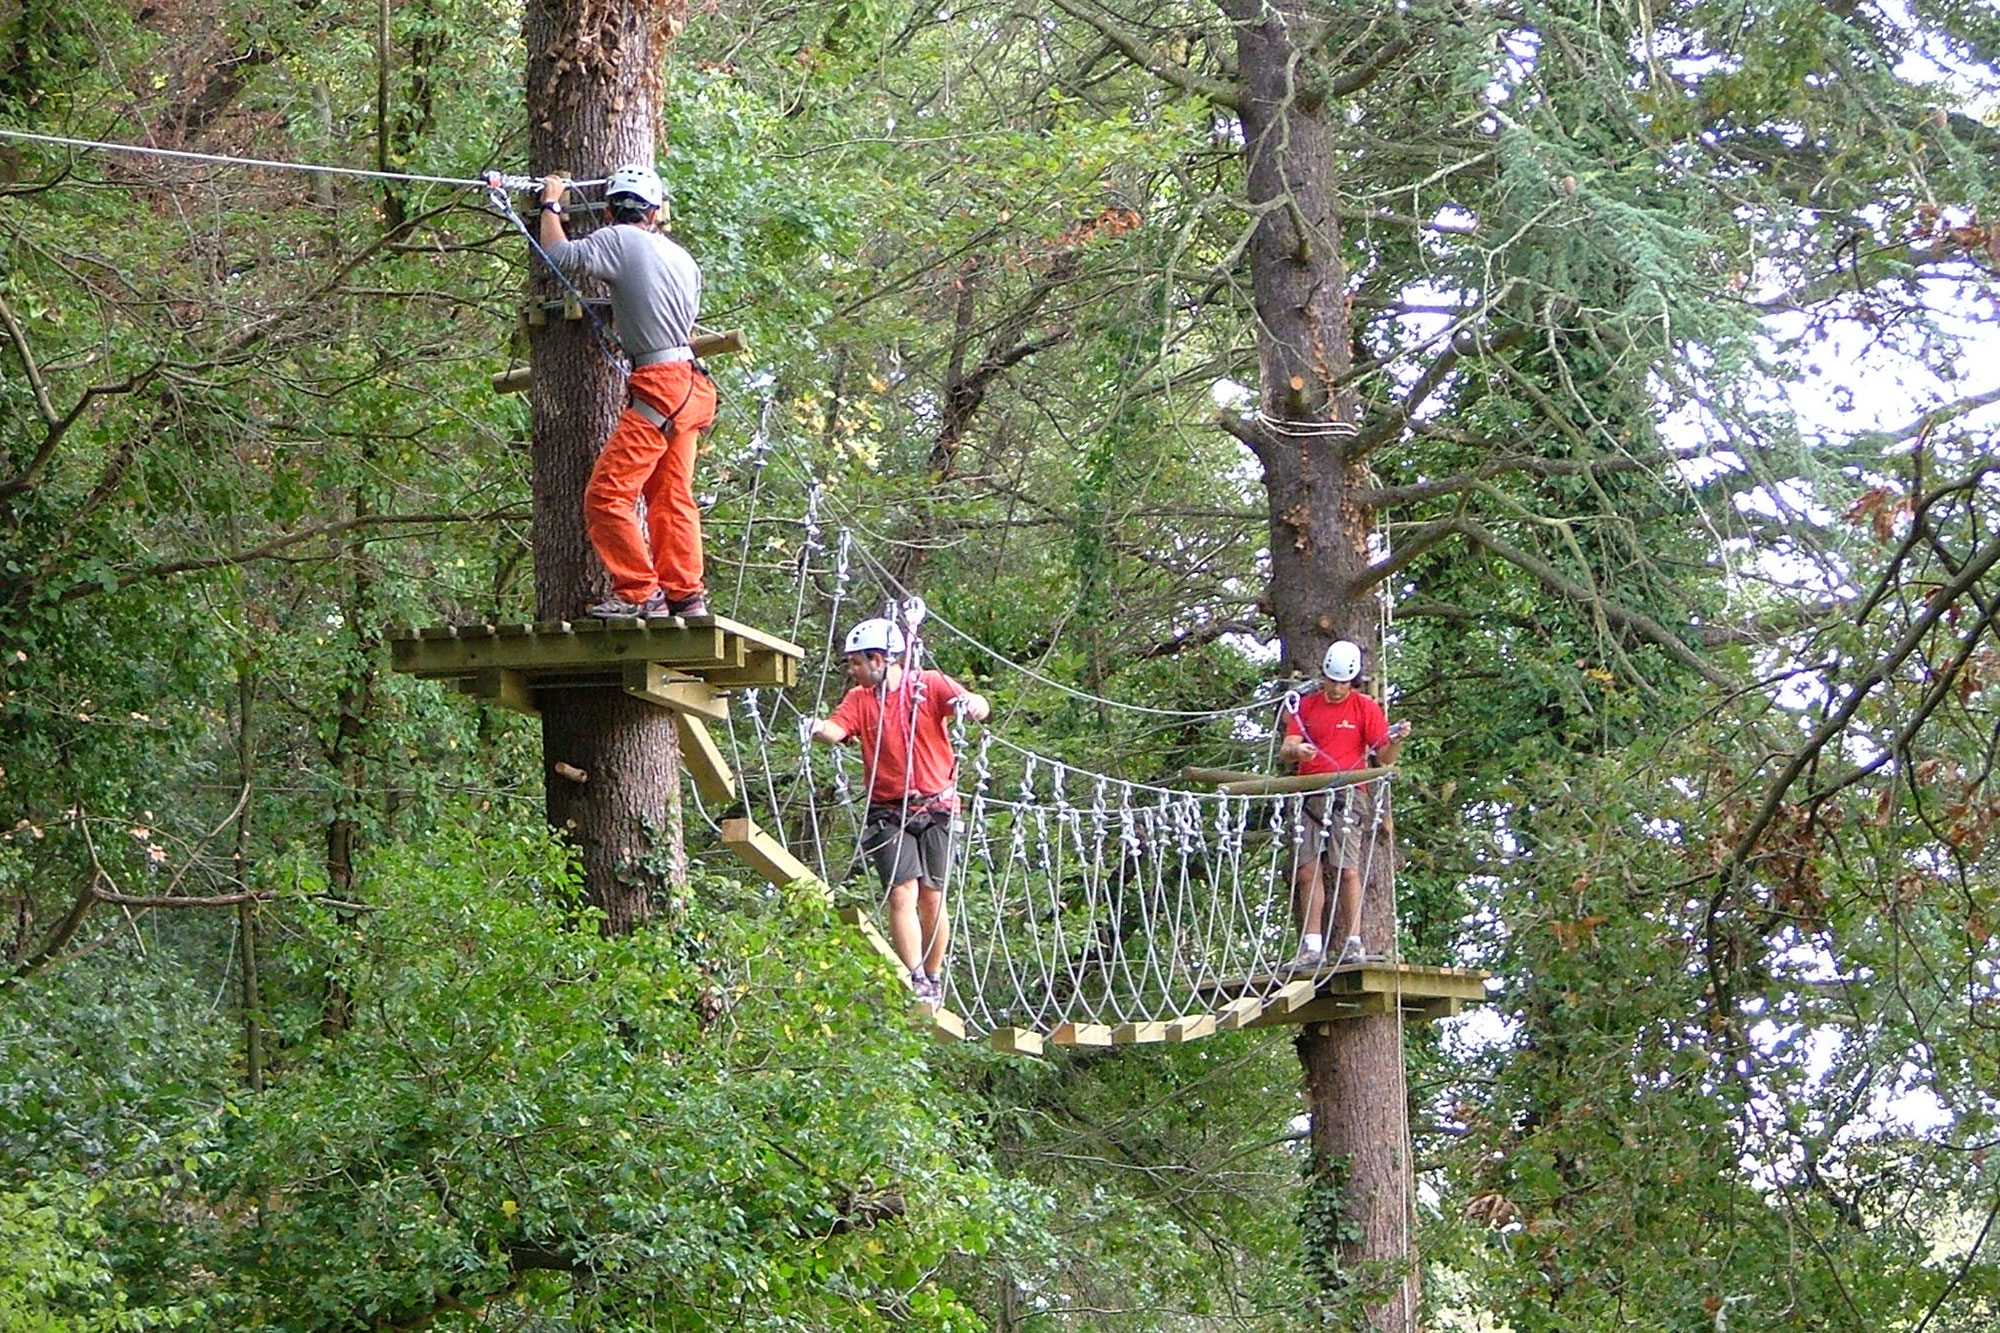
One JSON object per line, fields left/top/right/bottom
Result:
{"left": 127, "top": 825, "right": 1020, "bottom": 1329}
{"left": 0, "top": 1177, "right": 202, "bottom": 1331}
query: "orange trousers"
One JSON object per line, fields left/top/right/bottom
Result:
{"left": 584, "top": 361, "right": 718, "bottom": 603}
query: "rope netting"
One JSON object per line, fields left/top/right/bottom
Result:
{"left": 687, "top": 446, "right": 1404, "bottom": 1039}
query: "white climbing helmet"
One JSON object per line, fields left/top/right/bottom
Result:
{"left": 843, "top": 617, "right": 906, "bottom": 657}
{"left": 1322, "top": 639, "right": 1363, "bottom": 683}
{"left": 604, "top": 164, "right": 666, "bottom": 212}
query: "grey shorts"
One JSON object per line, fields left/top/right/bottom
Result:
{"left": 1296, "top": 791, "right": 1362, "bottom": 869}
{"left": 862, "top": 804, "right": 954, "bottom": 891}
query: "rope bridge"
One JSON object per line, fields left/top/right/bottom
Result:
{"left": 387, "top": 479, "right": 1487, "bottom": 1053}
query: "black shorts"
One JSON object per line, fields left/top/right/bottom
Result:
{"left": 862, "top": 804, "right": 954, "bottom": 892}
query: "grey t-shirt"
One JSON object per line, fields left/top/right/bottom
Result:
{"left": 542, "top": 224, "right": 701, "bottom": 359}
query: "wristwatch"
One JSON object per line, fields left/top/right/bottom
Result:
{"left": 542, "top": 200, "right": 565, "bottom": 215}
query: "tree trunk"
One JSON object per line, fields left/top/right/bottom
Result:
{"left": 525, "top": 0, "right": 688, "bottom": 931}
{"left": 1219, "top": 0, "right": 1419, "bottom": 1323}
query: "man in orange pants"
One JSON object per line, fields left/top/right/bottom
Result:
{"left": 540, "top": 166, "right": 718, "bottom": 619}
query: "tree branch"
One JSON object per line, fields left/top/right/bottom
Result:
{"left": 1043, "top": 0, "right": 1244, "bottom": 110}
{"left": 0, "top": 291, "right": 58, "bottom": 427}
{"left": 0, "top": 364, "right": 163, "bottom": 504}
{"left": 55, "top": 508, "right": 527, "bottom": 603}
{"left": 1326, "top": 34, "right": 1416, "bottom": 99}
{"left": 1362, "top": 442, "right": 1699, "bottom": 508}
{"left": 1135, "top": 617, "right": 1265, "bottom": 661}
{"left": 1358, "top": 515, "right": 1734, "bottom": 686}
{"left": 1720, "top": 524, "right": 2000, "bottom": 875}
{"left": 1350, "top": 514, "right": 1469, "bottom": 594}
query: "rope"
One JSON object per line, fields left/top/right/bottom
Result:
{"left": 778, "top": 458, "right": 1280, "bottom": 722}
{"left": 479, "top": 180, "right": 629, "bottom": 372}
{"left": 0, "top": 125, "right": 611, "bottom": 192}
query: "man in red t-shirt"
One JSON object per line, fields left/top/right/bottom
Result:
{"left": 810, "top": 616, "right": 990, "bottom": 1006}
{"left": 1277, "top": 639, "right": 1410, "bottom": 968}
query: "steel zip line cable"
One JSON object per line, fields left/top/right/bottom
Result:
{"left": 0, "top": 125, "right": 610, "bottom": 192}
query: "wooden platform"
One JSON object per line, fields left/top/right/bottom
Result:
{"left": 1199, "top": 960, "right": 1490, "bottom": 1027}
{"left": 387, "top": 615, "right": 805, "bottom": 716}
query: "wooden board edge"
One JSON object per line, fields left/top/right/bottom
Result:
{"left": 1215, "top": 997, "right": 1266, "bottom": 1030}
{"left": 989, "top": 1027, "right": 1045, "bottom": 1056}
{"left": 674, "top": 715, "right": 739, "bottom": 804}
{"left": 1049, "top": 1022, "right": 1115, "bottom": 1047}
{"left": 1165, "top": 1013, "right": 1218, "bottom": 1042}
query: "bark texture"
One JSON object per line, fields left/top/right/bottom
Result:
{"left": 525, "top": 0, "right": 688, "bottom": 930}
{"left": 1220, "top": 0, "right": 1418, "bottom": 1322}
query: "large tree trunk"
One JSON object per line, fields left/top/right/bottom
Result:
{"left": 1220, "top": 0, "right": 1419, "bottom": 1324}
{"left": 525, "top": 0, "right": 688, "bottom": 931}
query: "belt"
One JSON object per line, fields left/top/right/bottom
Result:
{"left": 631, "top": 346, "right": 694, "bottom": 366}
{"left": 868, "top": 794, "right": 953, "bottom": 817}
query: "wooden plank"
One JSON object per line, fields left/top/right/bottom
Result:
{"left": 709, "top": 614, "right": 806, "bottom": 659}
{"left": 989, "top": 1027, "right": 1045, "bottom": 1056}
{"left": 1332, "top": 963, "right": 1490, "bottom": 1003}
{"left": 690, "top": 327, "right": 746, "bottom": 359}
{"left": 1049, "top": 1022, "right": 1114, "bottom": 1047}
{"left": 674, "top": 716, "right": 738, "bottom": 804}
{"left": 1251, "top": 995, "right": 1372, "bottom": 1029}
{"left": 1215, "top": 996, "right": 1266, "bottom": 1031}
{"left": 624, "top": 662, "right": 728, "bottom": 721}
{"left": 1181, "top": 766, "right": 1268, "bottom": 787}
{"left": 921, "top": 1004, "right": 967, "bottom": 1041}
{"left": 1196, "top": 961, "right": 1490, "bottom": 1006}
{"left": 698, "top": 651, "right": 796, "bottom": 689}
{"left": 392, "top": 623, "right": 737, "bottom": 678}
{"left": 837, "top": 906, "right": 908, "bottom": 972}
{"left": 1215, "top": 765, "right": 1396, "bottom": 797}
{"left": 1112, "top": 1021, "right": 1169, "bottom": 1044}
{"left": 1165, "top": 1013, "right": 1218, "bottom": 1042}
{"left": 456, "top": 668, "right": 537, "bottom": 716}
{"left": 492, "top": 366, "right": 531, "bottom": 395}
{"left": 719, "top": 816, "right": 827, "bottom": 895}
{"left": 1267, "top": 979, "right": 1317, "bottom": 1014}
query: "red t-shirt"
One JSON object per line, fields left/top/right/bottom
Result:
{"left": 828, "top": 668, "right": 968, "bottom": 807}
{"left": 1282, "top": 688, "right": 1390, "bottom": 774}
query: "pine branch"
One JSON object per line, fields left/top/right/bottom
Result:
{"left": 1043, "top": 0, "right": 1244, "bottom": 111}
{"left": 1346, "top": 323, "right": 1535, "bottom": 460}
{"left": 1353, "top": 515, "right": 1732, "bottom": 685}
{"left": 1362, "top": 441, "right": 1703, "bottom": 507}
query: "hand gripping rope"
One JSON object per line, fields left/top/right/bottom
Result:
{"left": 480, "top": 173, "right": 630, "bottom": 372}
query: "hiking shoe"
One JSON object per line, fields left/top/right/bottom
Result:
{"left": 666, "top": 592, "right": 709, "bottom": 620}
{"left": 913, "top": 975, "right": 944, "bottom": 1006}
{"left": 586, "top": 592, "right": 660, "bottom": 621}
{"left": 1334, "top": 936, "right": 1368, "bottom": 967}
{"left": 1287, "top": 945, "right": 1325, "bottom": 971}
